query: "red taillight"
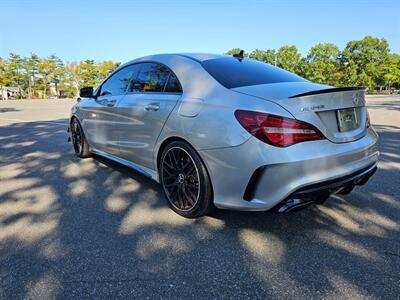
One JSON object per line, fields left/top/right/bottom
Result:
{"left": 234, "top": 110, "right": 325, "bottom": 147}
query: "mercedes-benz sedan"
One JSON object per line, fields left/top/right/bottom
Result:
{"left": 69, "top": 53, "right": 379, "bottom": 218}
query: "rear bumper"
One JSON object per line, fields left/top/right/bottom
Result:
{"left": 274, "top": 163, "right": 377, "bottom": 213}
{"left": 199, "top": 128, "right": 379, "bottom": 211}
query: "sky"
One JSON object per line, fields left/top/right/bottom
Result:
{"left": 0, "top": 0, "right": 399, "bottom": 63}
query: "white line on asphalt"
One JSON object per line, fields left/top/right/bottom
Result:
{"left": 0, "top": 117, "right": 68, "bottom": 126}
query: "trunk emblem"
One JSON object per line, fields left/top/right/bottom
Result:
{"left": 300, "top": 105, "right": 325, "bottom": 112}
{"left": 353, "top": 95, "right": 360, "bottom": 105}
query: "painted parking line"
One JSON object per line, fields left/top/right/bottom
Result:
{"left": 0, "top": 117, "right": 68, "bottom": 126}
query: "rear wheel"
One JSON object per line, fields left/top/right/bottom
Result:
{"left": 70, "top": 118, "right": 91, "bottom": 158}
{"left": 160, "top": 141, "right": 212, "bottom": 218}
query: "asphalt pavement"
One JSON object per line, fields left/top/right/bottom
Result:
{"left": 0, "top": 96, "right": 399, "bottom": 299}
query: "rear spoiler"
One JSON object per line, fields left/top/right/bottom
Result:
{"left": 289, "top": 87, "right": 366, "bottom": 99}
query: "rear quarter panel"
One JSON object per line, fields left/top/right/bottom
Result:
{"left": 153, "top": 85, "right": 295, "bottom": 172}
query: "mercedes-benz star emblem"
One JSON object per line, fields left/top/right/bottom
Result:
{"left": 353, "top": 95, "right": 359, "bottom": 105}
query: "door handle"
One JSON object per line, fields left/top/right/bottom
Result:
{"left": 144, "top": 103, "right": 160, "bottom": 111}
{"left": 106, "top": 99, "right": 117, "bottom": 107}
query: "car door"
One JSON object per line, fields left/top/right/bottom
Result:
{"left": 81, "top": 65, "right": 139, "bottom": 156}
{"left": 116, "top": 62, "right": 182, "bottom": 169}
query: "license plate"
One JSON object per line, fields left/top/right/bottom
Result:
{"left": 337, "top": 108, "right": 358, "bottom": 132}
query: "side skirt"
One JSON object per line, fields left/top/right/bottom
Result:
{"left": 91, "top": 149, "right": 159, "bottom": 182}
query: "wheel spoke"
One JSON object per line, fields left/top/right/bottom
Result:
{"left": 186, "top": 182, "right": 198, "bottom": 189}
{"left": 162, "top": 173, "right": 175, "bottom": 181}
{"left": 170, "top": 149, "right": 178, "bottom": 168}
{"left": 186, "top": 186, "right": 198, "bottom": 203}
{"left": 181, "top": 157, "right": 191, "bottom": 171}
{"left": 185, "top": 165, "right": 195, "bottom": 176}
{"left": 165, "top": 182, "right": 178, "bottom": 188}
{"left": 169, "top": 185, "right": 178, "bottom": 199}
{"left": 163, "top": 163, "right": 174, "bottom": 175}
{"left": 164, "top": 153, "right": 175, "bottom": 170}
{"left": 182, "top": 186, "right": 195, "bottom": 205}
{"left": 176, "top": 187, "right": 184, "bottom": 208}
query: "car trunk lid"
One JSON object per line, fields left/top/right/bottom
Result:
{"left": 232, "top": 83, "right": 367, "bottom": 143}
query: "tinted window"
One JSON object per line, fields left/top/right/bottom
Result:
{"left": 100, "top": 65, "right": 139, "bottom": 96}
{"left": 164, "top": 72, "right": 182, "bottom": 93}
{"left": 130, "top": 63, "right": 170, "bottom": 92}
{"left": 201, "top": 57, "right": 306, "bottom": 88}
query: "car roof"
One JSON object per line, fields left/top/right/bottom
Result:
{"left": 123, "top": 53, "right": 226, "bottom": 66}
{"left": 175, "top": 53, "right": 226, "bottom": 62}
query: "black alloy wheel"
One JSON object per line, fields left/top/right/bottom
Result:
{"left": 160, "top": 141, "right": 212, "bottom": 218}
{"left": 70, "top": 118, "right": 91, "bottom": 158}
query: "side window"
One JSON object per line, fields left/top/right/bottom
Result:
{"left": 99, "top": 65, "right": 139, "bottom": 96}
{"left": 130, "top": 63, "right": 170, "bottom": 92}
{"left": 164, "top": 72, "right": 182, "bottom": 93}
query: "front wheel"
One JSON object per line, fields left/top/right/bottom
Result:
{"left": 160, "top": 141, "right": 213, "bottom": 218}
{"left": 70, "top": 118, "right": 91, "bottom": 158}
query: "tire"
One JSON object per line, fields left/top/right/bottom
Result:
{"left": 70, "top": 118, "right": 91, "bottom": 158}
{"left": 160, "top": 141, "right": 213, "bottom": 218}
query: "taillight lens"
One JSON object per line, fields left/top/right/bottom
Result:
{"left": 235, "top": 110, "right": 325, "bottom": 147}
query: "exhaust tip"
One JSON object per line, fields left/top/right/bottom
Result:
{"left": 278, "top": 198, "right": 314, "bottom": 213}
{"left": 355, "top": 167, "right": 377, "bottom": 186}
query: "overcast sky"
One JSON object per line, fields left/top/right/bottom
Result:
{"left": 1, "top": 0, "right": 399, "bottom": 63}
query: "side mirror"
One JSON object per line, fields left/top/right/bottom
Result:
{"left": 79, "top": 86, "right": 94, "bottom": 98}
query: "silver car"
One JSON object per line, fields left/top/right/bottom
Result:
{"left": 69, "top": 52, "right": 379, "bottom": 218}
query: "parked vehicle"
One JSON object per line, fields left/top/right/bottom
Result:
{"left": 69, "top": 53, "right": 379, "bottom": 217}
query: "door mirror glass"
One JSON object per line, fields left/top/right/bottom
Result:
{"left": 79, "top": 86, "right": 94, "bottom": 98}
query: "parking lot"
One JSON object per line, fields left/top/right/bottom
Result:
{"left": 0, "top": 96, "right": 399, "bottom": 299}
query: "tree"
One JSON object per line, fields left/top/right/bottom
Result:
{"left": 341, "top": 36, "right": 390, "bottom": 90}
{"left": 7, "top": 53, "right": 26, "bottom": 98}
{"left": 224, "top": 48, "right": 248, "bottom": 57}
{"left": 38, "top": 55, "right": 59, "bottom": 98}
{"left": 249, "top": 49, "right": 277, "bottom": 65}
{"left": 24, "top": 53, "right": 40, "bottom": 98}
{"left": 97, "top": 60, "right": 120, "bottom": 81}
{"left": 77, "top": 59, "right": 99, "bottom": 88}
{"left": 384, "top": 53, "right": 400, "bottom": 90}
{"left": 0, "top": 58, "right": 7, "bottom": 98}
{"left": 50, "top": 55, "right": 64, "bottom": 97}
{"left": 61, "top": 62, "right": 81, "bottom": 97}
{"left": 276, "top": 45, "right": 305, "bottom": 76}
{"left": 305, "top": 43, "right": 341, "bottom": 85}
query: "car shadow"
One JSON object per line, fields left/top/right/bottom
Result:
{"left": 0, "top": 107, "right": 21, "bottom": 113}
{"left": 0, "top": 116, "right": 399, "bottom": 298}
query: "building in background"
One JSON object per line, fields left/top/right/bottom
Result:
{"left": 0, "top": 87, "right": 22, "bottom": 100}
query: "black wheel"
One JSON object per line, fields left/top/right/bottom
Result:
{"left": 70, "top": 118, "right": 91, "bottom": 158}
{"left": 160, "top": 141, "right": 213, "bottom": 218}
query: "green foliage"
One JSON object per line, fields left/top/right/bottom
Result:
{"left": 248, "top": 49, "right": 277, "bottom": 65}
{"left": 276, "top": 45, "right": 304, "bottom": 74}
{"left": 340, "top": 36, "right": 390, "bottom": 89}
{"left": 384, "top": 54, "right": 400, "bottom": 89}
{"left": 304, "top": 43, "right": 341, "bottom": 86}
{"left": 37, "top": 55, "right": 64, "bottom": 98}
{"left": 225, "top": 36, "right": 399, "bottom": 92}
{"left": 224, "top": 48, "right": 247, "bottom": 57}
{"left": 98, "top": 60, "right": 121, "bottom": 80}
{"left": 24, "top": 53, "right": 40, "bottom": 97}
{"left": 78, "top": 60, "right": 99, "bottom": 88}
{"left": 0, "top": 55, "right": 120, "bottom": 98}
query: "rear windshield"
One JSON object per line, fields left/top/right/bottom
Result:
{"left": 201, "top": 57, "right": 306, "bottom": 89}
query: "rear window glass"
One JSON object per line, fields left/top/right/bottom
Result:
{"left": 130, "top": 63, "right": 170, "bottom": 93}
{"left": 201, "top": 57, "right": 306, "bottom": 89}
{"left": 164, "top": 73, "right": 182, "bottom": 93}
